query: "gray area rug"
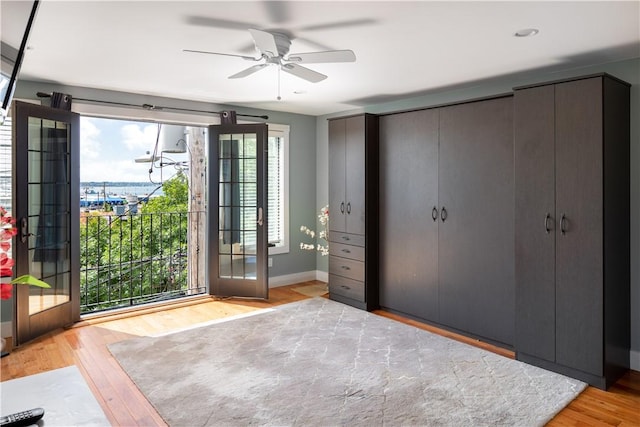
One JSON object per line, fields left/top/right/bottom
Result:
{"left": 109, "top": 298, "right": 586, "bottom": 426}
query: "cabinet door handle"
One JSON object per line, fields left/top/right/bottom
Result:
{"left": 432, "top": 206, "right": 438, "bottom": 222}
{"left": 440, "top": 206, "right": 447, "bottom": 223}
{"left": 544, "top": 213, "right": 551, "bottom": 234}
{"left": 341, "top": 248, "right": 351, "bottom": 254}
{"left": 340, "top": 285, "right": 351, "bottom": 290}
{"left": 340, "top": 202, "right": 345, "bottom": 214}
{"left": 341, "top": 265, "right": 351, "bottom": 271}
{"left": 341, "top": 235, "right": 350, "bottom": 241}
{"left": 346, "top": 202, "right": 351, "bottom": 215}
{"left": 560, "top": 213, "right": 567, "bottom": 235}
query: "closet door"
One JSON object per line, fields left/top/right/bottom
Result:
{"left": 344, "top": 116, "right": 366, "bottom": 235}
{"left": 438, "top": 97, "right": 515, "bottom": 345}
{"left": 328, "top": 118, "right": 347, "bottom": 233}
{"left": 555, "top": 77, "right": 604, "bottom": 375}
{"left": 379, "top": 109, "right": 439, "bottom": 320}
{"left": 514, "top": 85, "right": 556, "bottom": 361}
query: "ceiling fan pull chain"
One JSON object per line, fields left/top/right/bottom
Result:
{"left": 277, "top": 66, "right": 282, "bottom": 101}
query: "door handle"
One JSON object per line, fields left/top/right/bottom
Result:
{"left": 346, "top": 202, "right": 351, "bottom": 215}
{"left": 257, "top": 207, "right": 264, "bottom": 227}
{"left": 560, "top": 213, "right": 567, "bottom": 235}
{"left": 440, "top": 206, "right": 447, "bottom": 223}
{"left": 544, "top": 213, "right": 551, "bottom": 234}
{"left": 340, "top": 202, "right": 345, "bottom": 214}
{"left": 432, "top": 206, "right": 438, "bottom": 222}
{"left": 19, "top": 217, "right": 34, "bottom": 243}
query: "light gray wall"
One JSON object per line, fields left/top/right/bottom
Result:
{"left": 315, "top": 57, "right": 640, "bottom": 370}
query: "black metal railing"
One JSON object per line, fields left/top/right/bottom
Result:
{"left": 80, "top": 211, "right": 205, "bottom": 313}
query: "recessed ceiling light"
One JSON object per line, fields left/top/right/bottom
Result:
{"left": 515, "top": 28, "right": 539, "bottom": 37}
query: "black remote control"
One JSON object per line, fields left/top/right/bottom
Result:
{"left": 0, "top": 408, "right": 44, "bottom": 427}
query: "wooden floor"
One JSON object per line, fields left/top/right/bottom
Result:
{"left": 2, "top": 282, "right": 638, "bottom": 426}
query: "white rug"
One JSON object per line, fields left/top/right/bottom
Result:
{"left": 109, "top": 297, "right": 586, "bottom": 426}
{"left": 0, "top": 365, "right": 110, "bottom": 426}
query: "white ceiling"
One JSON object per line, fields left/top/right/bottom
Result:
{"left": 2, "top": 1, "right": 639, "bottom": 116}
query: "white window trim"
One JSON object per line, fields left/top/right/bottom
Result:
{"left": 268, "top": 123, "right": 290, "bottom": 255}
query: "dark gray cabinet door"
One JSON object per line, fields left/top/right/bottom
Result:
{"left": 438, "top": 97, "right": 515, "bottom": 346}
{"left": 514, "top": 85, "right": 557, "bottom": 362}
{"left": 379, "top": 109, "right": 439, "bottom": 320}
{"left": 329, "top": 118, "right": 347, "bottom": 233}
{"left": 345, "top": 116, "right": 366, "bottom": 235}
{"left": 555, "top": 77, "right": 604, "bottom": 375}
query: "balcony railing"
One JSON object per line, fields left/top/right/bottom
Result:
{"left": 80, "top": 211, "right": 205, "bottom": 313}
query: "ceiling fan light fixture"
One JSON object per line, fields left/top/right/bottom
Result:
{"left": 514, "top": 28, "right": 539, "bottom": 37}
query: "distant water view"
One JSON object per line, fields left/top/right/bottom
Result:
{"left": 81, "top": 182, "right": 163, "bottom": 207}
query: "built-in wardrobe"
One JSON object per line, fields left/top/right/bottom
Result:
{"left": 378, "top": 96, "right": 515, "bottom": 347}
{"left": 328, "top": 114, "right": 379, "bottom": 310}
{"left": 370, "top": 73, "right": 630, "bottom": 389}
{"left": 514, "top": 74, "right": 630, "bottom": 388}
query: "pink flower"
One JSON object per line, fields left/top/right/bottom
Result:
{"left": 0, "top": 283, "right": 12, "bottom": 300}
{"left": 0, "top": 253, "right": 14, "bottom": 277}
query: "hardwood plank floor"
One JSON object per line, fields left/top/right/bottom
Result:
{"left": 2, "top": 282, "right": 638, "bottom": 426}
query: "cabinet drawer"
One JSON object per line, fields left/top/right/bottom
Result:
{"left": 329, "top": 256, "right": 365, "bottom": 281}
{"left": 330, "top": 242, "right": 365, "bottom": 262}
{"left": 329, "top": 274, "right": 365, "bottom": 302}
{"left": 329, "top": 231, "right": 365, "bottom": 247}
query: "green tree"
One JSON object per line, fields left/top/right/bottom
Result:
{"left": 80, "top": 173, "right": 191, "bottom": 312}
{"left": 143, "top": 171, "right": 188, "bottom": 213}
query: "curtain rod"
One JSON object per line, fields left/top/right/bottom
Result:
{"left": 35, "top": 92, "right": 269, "bottom": 120}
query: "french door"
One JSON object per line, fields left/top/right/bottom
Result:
{"left": 208, "top": 124, "right": 268, "bottom": 298}
{"left": 13, "top": 101, "right": 80, "bottom": 345}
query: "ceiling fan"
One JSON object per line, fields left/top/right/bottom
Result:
{"left": 183, "top": 28, "right": 356, "bottom": 84}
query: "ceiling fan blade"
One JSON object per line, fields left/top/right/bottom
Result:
{"left": 229, "top": 64, "right": 268, "bottom": 79}
{"left": 183, "top": 49, "right": 259, "bottom": 61}
{"left": 249, "top": 28, "right": 279, "bottom": 57}
{"left": 287, "top": 50, "right": 356, "bottom": 64}
{"left": 281, "top": 63, "right": 327, "bottom": 83}
{"left": 299, "top": 18, "right": 378, "bottom": 32}
{"left": 185, "top": 16, "right": 256, "bottom": 31}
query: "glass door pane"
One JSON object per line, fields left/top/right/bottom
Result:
{"left": 27, "top": 117, "right": 71, "bottom": 314}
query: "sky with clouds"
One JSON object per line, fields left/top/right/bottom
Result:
{"left": 80, "top": 117, "right": 188, "bottom": 183}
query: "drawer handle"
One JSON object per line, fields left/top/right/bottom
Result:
{"left": 340, "top": 285, "right": 351, "bottom": 290}
{"left": 342, "top": 236, "right": 350, "bottom": 241}
{"left": 341, "top": 266, "right": 351, "bottom": 271}
{"left": 341, "top": 248, "right": 351, "bottom": 253}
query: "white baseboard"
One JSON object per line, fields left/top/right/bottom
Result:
{"left": 269, "top": 270, "right": 327, "bottom": 288}
{"left": 316, "top": 270, "right": 328, "bottom": 283}
{"left": 631, "top": 349, "right": 640, "bottom": 372}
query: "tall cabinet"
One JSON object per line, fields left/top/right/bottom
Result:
{"left": 379, "top": 96, "right": 515, "bottom": 346}
{"left": 514, "top": 74, "right": 630, "bottom": 389}
{"left": 328, "top": 114, "right": 379, "bottom": 310}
